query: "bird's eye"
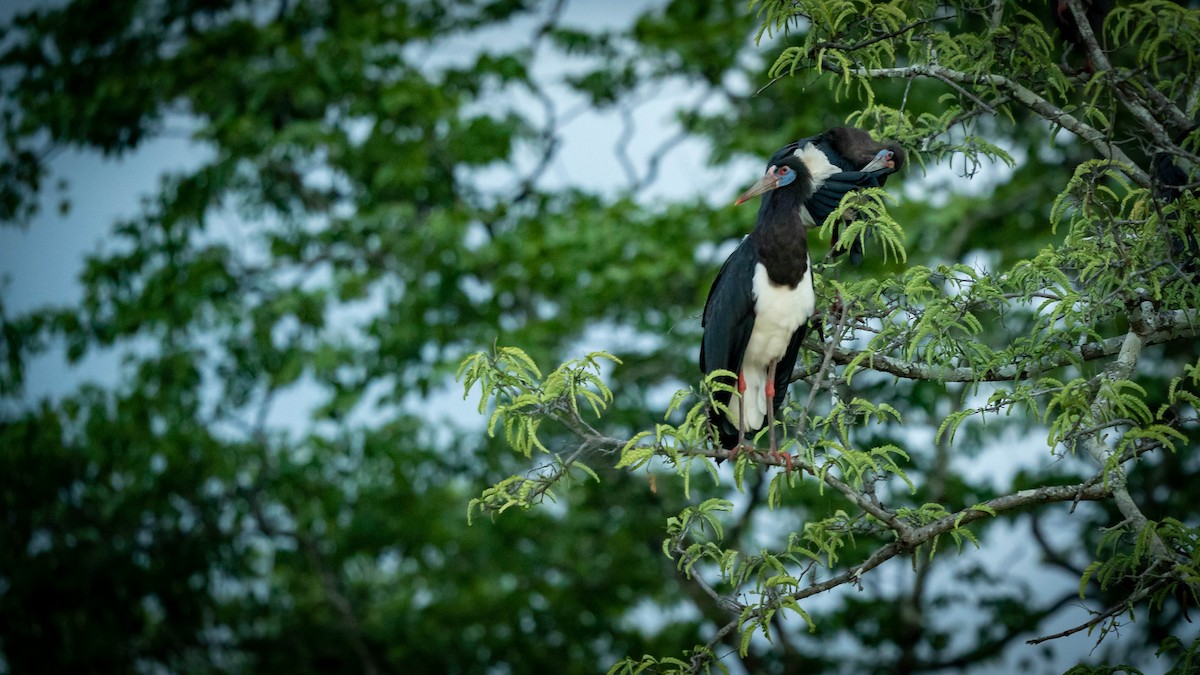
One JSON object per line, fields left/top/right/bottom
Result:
{"left": 777, "top": 166, "right": 789, "bottom": 175}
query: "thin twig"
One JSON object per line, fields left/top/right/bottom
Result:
{"left": 931, "top": 70, "right": 997, "bottom": 115}
{"left": 753, "top": 15, "right": 953, "bottom": 96}
{"left": 1026, "top": 577, "right": 1172, "bottom": 645}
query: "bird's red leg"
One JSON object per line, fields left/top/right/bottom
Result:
{"left": 765, "top": 363, "right": 778, "bottom": 457}
{"left": 764, "top": 363, "right": 792, "bottom": 474}
{"left": 732, "top": 371, "right": 748, "bottom": 460}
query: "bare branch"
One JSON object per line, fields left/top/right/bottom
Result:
{"left": 615, "top": 104, "right": 641, "bottom": 189}
{"left": 796, "top": 483, "right": 1110, "bottom": 597}
{"left": 925, "top": 590, "right": 1079, "bottom": 669}
{"left": 673, "top": 539, "right": 746, "bottom": 615}
{"left": 1026, "top": 577, "right": 1172, "bottom": 645}
{"left": 930, "top": 69, "right": 997, "bottom": 115}
{"left": 1030, "top": 513, "right": 1086, "bottom": 578}
{"left": 795, "top": 292, "right": 852, "bottom": 436}
{"left": 240, "top": 483, "right": 384, "bottom": 675}
{"left": 1133, "top": 73, "right": 1193, "bottom": 135}
{"left": 988, "top": 0, "right": 1005, "bottom": 29}
{"left": 1187, "top": 76, "right": 1200, "bottom": 121}
{"left": 300, "top": 535, "right": 386, "bottom": 675}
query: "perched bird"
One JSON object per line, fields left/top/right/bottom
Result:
{"left": 700, "top": 128, "right": 903, "bottom": 457}
{"left": 806, "top": 127, "right": 906, "bottom": 264}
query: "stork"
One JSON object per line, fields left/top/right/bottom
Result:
{"left": 700, "top": 128, "right": 904, "bottom": 458}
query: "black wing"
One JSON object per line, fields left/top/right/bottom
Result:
{"left": 700, "top": 238, "right": 759, "bottom": 448}
{"left": 807, "top": 132, "right": 895, "bottom": 264}
{"left": 806, "top": 169, "right": 886, "bottom": 224}
{"left": 810, "top": 168, "right": 892, "bottom": 265}
{"left": 700, "top": 237, "right": 757, "bottom": 375}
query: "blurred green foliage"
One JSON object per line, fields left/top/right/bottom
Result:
{"left": 2, "top": 1, "right": 1199, "bottom": 674}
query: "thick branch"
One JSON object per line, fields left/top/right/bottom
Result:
{"left": 1077, "top": 323, "right": 1173, "bottom": 560}
{"left": 299, "top": 536, "right": 385, "bottom": 675}
{"left": 680, "top": 443, "right": 1113, "bottom": 599}
{"left": 927, "top": 591, "right": 1078, "bottom": 668}
{"left": 1187, "top": 76, "right": 1200, "bottom": 123}
{"left": 1134, "top": 73, "right": 1193, "bottom": 136}
{"left": 241, "top": 484, "right": 384, "bottom": 675}
{"left": 688, "top": 443, "right": 913, "bottom": 540}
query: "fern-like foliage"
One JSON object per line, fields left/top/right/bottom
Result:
{"left": 465, "top": 0, "right": 1200, "bottom": 670}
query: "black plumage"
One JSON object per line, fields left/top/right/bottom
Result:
{"left": 1052, "top": 0, "right": 1113, "bottom": 73}
{"left": 807, "top": 128, "right": 906, "bottom": 264}
{"left": 1154, "top": 152, "right": 1199, "bottom": 276}
{"left": 701, "top": 128, "right": 903, "bottom": 454}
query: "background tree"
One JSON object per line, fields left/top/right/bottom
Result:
{"left": 1, "top": 1, "right": 1198, "bottom": 674}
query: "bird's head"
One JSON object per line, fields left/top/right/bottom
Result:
{"left": 733, "top": 156, "right": 804, "bottom": 206}
{"left": 860, "top": 147, "right": 898, "bottom": 173}
{"left": 825, "top": 127, "right": 906, "bottom": 177}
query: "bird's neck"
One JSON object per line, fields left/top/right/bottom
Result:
{"left": 752, "top": 187, "right": 810, "bottom": 287}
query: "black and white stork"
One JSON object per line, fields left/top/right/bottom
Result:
{"left": 700, "top": 127, "right": 904, "bottom": 457}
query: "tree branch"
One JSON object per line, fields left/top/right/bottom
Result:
{"left": 239, "top": 482, "right": 384, "bottom": 675}
{"left": 698, "top": 482, "right": 1113, "bottom": 652}
{"left": 299, "top": 535, "right": 385, "bottom": 675}
{"left": 1063, "top": 0, "right": 1200, "bottom": 170}
{"left": 754, "top": 15, "right": 953, "bottom": 96}
{"left": 1026, "top": 577, "right": 1173, "bottom": 646}
{"left": 1076, "top": 317, "right": 1174, "bottom": 561}
{"left": 819, "top": 59, "right": 1153, "bottom": 187}
{"left": 926, "top": 590, "right": 1079, "bottom": 669}
{"left": 1187, "top": 76, "right": 1200, "bottom": 125}
{"left": 792, "top": 308, "right": 1200, "bottom": 384}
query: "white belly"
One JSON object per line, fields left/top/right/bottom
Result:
{"left": 726, "top": 261, "right": 815, "bottom": 432}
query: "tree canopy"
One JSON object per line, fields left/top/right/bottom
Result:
{"left": 2, "top": 1, "right": 1199, "bottom": 673}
